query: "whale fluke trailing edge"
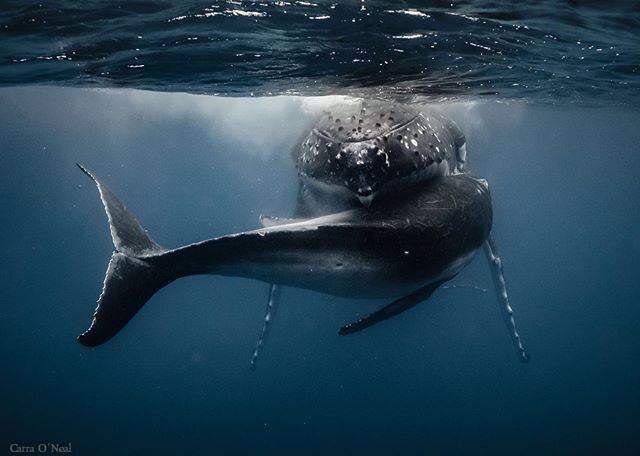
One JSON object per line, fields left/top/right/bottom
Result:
{"left": 76, "top": 164, "right": 173, "bottom": 346}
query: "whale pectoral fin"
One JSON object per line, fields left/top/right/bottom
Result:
{"left": 251, "top": 214, "right": 305, "bottom": 368}
{"left": 259, "top": 214, "right": 304, "bottom": 228}
{"left": 339, "top": 280, "right": 446, "bottom": 335}
{"left": 483, "top": 237, "right": 530, "bottom": 363}
{"left": 249, "top": 283, "right": 282, "bottom": 371}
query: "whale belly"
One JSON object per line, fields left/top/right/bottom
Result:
{"left": 212, "top": 244, "right": 479, "bottom": 299}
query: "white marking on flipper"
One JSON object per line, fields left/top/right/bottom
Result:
{"left": 250, "top": 283, "right": 282, "bottom": 371}
{"left": 441, "top": 283, "right": 488, "bottom": 293}
{"left": 483, "top": 237, "right": 530, "bottom": 363}
{"left": 259, "top": 215, "right": 305, "bottom": 228}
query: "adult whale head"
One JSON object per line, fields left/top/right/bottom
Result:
{"left": 295, "top": 100, "right": 468, "bottom": 207}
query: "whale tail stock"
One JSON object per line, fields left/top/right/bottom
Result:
{"left": 76, "top": 164, "right": 180, "bottom": 347}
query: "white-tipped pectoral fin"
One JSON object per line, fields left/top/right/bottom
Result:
{"left": 483, "top": 236, "right": 530, "bottom": 363}
{"left": 250, "top": 283, "right": 283, "bottom": 371}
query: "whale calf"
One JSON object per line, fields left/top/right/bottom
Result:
{"left": 75, "top": 164, "right": 491, "bottom": 347}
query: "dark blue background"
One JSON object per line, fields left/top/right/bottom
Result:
{"left": 1, "top": 87, "right": 639, "bottom": 454}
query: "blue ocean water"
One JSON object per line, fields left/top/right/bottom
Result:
{"left": 1, "top": 2, "right": 640, "bottom": 455}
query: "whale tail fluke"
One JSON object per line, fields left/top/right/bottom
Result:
{"left": 76, "top": 164, "right": 174, "bottom": 347}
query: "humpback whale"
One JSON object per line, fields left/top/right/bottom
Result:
{"left": 249, "top": 101, "right": 529, "bottom": 367}
{"left": 75, "top": 164, "right": 492, "bottom": 348}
